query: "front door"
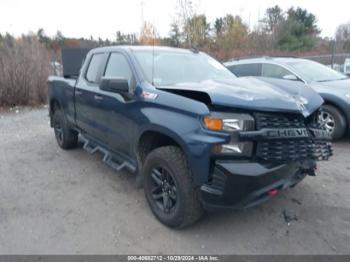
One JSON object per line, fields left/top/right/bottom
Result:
{"left": 94, "top": 52, "right": 137, "bottom": 157}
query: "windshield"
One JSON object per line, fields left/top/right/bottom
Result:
{"left": 133, "top": 50, "right": 236, "bottom": 86}
{"left": 287, "top": 60, "right": 347, "bottom": 82}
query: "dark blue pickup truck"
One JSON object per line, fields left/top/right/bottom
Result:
{"left": 48, "top": 46, "right": 332, "bottom": 228}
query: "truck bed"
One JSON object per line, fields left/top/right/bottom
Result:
{"left": 48, "top": 76, "right": 76, "bottom": 126}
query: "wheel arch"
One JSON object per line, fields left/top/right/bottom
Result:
{"left": 135, "top": 126, "right": 193, "bottom": 187}
{"left": 137, "top": 127, "right": 190, "bottom": 163}
{"left": 322, "top": 98, "right": 348, "bottom": 129}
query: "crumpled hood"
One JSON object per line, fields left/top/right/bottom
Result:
{"left": 159, "top": 77, "right": 323, "bottom": 117}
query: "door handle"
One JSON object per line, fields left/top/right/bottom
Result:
{"left": 76, "top": 90, "right": 83, "bottom": 95}
{"left": 94, "top": 95, "right": 103, "bottom": 101}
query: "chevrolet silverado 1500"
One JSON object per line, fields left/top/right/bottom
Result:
{"left": 48, "top": 46, "right": 332, "bottom": 228}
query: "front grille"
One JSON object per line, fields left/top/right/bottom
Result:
{"left": 254, "top": 113, "right": 332, "bottom": 163}
{"left": 256, "top": 113, "right": 305, "bottom": 129}
{"left": 257, "top": 139, "right": 332, "bottom": 162}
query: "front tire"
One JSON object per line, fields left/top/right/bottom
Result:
{"left": 52, "top": 107, "right": 78, "bottom": 149}
{"left": 143, "top": 146, "right": 203, "bottom": 228}
{"left": 319, "top": 105, "right": 346, "bottom": 140}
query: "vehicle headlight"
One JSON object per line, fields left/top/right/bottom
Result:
{"left": 203, "top": 113, "right": 254, "bottom": 156}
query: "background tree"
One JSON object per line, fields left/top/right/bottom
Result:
{"left": 116, "top": 31, "right": 137, "bottom": 45}
{"left": 139, "top": 22, "right": 160, "bottom": 45}
{"left": 183, "top": 14, "right": 210, "bottom": 48}
{"left": 37, "top": 28, "right": 50, "bottom": 47}
{"left": 336, "top": 22, "right": 350, "bottom": 41}
{"left": 214, "top": 15, "right": 248, "bottom": 56}
{"left": 336, "top": 22, "right": 350, "bottom": 52}
{"left": 214, "top": 18, "right": 224, "bottom": 38}
{"left": 278, "top": 7, "right": 320, "bottom": 51}
{"left": 169, "top": 23, "right": 181, "bottom": 47}
{"left": 175, "top": 0, "right": 198, "bottom": 46}
{"left": 263, "top": 5, "right": 284, "bottom": 33}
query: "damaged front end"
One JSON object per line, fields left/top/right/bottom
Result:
{"left": 157, "top": 77, "right": 332, "bottom": 210}
{"left": 200, "top": 110, "right": 333, "bottom": 211}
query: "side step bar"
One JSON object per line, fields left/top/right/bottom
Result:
{"left": 80, "top": 135, "right": 136, "bottom": 173}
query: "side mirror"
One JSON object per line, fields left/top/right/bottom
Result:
{"left": 283, "top": 74, "right": 299, "bottom": 81}
{"left": 100, "top": 77, "right": 129, "bottom": 93}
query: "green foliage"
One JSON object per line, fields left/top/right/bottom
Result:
{"left": 183, "top": 14, "right": 210, "bottom": 47}
{"left": 214, "top": 18, "right": 224, "bottom": 36}
{"left": 169, "top": 23, "right": 181, "bottom": 47}
{"left": 267, "top": 7, "right": 320, "bottom": 51}
{"left": 287, "top": 7, "right": 320, "bottom": 35}
{"left": 215, "top": 15, "right": 248, "bottom": 49}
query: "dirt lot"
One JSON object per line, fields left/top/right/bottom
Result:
{"left": 0, "top": 108, "right": 350, "bottom": 255}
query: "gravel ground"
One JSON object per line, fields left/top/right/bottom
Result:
{"left": 0, "top": 107, "right": 350, "bottom": 255}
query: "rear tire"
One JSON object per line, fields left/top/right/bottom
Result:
{"left": 52, "top": 107, "right": 78, "bottom": 149}
{"left": 143, "top": 146, "right": 203, "bottom": 228}
{"left": 319, "top": 105, "right": 346, "bottom": 140}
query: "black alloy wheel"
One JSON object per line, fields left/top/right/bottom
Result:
{"left": 150, "top": 166, "right": 178, "bottom": 214}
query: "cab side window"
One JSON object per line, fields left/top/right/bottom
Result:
{"left": 104, "top": 53, "right": 132, "bottom": 80}
{"left": 262, "top": 64, "right": 293, "bottom": 79}
{"left": 86, "top": 53, "right": 105, "bottom": 84}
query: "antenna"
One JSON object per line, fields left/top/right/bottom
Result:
{"left": 152, "top": 30, "right": 155, "bottom": 86}
{"left": 151, "top": 2, "right": 156, "bottom": 86}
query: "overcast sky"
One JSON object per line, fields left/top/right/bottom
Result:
{"left": 1, "top": 0, "right": 349, "bottom": 40}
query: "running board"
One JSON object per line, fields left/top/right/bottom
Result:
{"left": 80, "top": 135, "right": 136, "bottom": 173}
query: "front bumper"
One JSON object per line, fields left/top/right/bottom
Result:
{"left": 200, "top": 160, "right": 316, "bottom": 211}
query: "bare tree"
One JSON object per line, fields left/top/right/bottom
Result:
{"left": 0, "top": 34, "right": 51, "bottom": 106}
{"left": 336, "top": 22, "right": 350, "bottom": 41}
{"left": 175, "top": 0, "right": 200, "bottom": 46}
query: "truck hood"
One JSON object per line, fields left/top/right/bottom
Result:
{"left": 158, "top": 77, "right": 323, "bottom": 117}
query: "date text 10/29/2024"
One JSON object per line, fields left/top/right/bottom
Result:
{"left": 128, "top": 256, "right": 220, "bottom": 261}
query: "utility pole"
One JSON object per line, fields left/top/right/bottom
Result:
{"left": 331, "top": 39, "right": 336, "bottom": 69}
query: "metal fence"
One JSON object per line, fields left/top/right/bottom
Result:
{"left": 302, "top": 53, "right": 350, "bottom": 74}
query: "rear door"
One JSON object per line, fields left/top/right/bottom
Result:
{"left": 75, "top": 52, "right": 109, "bottom": 141}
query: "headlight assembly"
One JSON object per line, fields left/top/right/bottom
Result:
{"left": 203, "top": 112, "right": 255, "bottom": 156}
